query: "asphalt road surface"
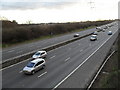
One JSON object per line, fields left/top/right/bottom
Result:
{"left": 2, "top": 22, "right": 118, "bottom": 88}
{"left": 2, "top": 22, "right": 115, "bottom": 61}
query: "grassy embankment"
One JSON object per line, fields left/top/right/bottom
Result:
{"left": 91, "top": 34, "right": 120, "bottom": 89}
{"left": 2, "top": 20, "right": 114, "bottom": 48}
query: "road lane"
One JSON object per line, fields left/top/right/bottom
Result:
{"left": 2, "top": 23, "right": 118, "bottom": 88}
{"left": 55, "top": 24, "right": 118, "bottom": 88}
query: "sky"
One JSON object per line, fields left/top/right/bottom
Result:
{"left": 0, "top": 0, "right": 120, "bottom": 24}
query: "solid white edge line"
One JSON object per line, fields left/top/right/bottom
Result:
{"left": 38, "top": 72, "right": 47, "bottom": 78}
{"left": 52, "top": 30, "right": 117, "bottom": 90}
{"left": 87, "top": 50, "right": 115, "bottom": 90}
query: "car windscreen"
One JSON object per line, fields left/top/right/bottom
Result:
{"left": 35, "top": 52, "right": 41, "bottom": 56}
{"left": 91, "top": 36, "right": 96, "bottom": 38}
{"left": 27, "top": 62, "right": 35, "bottom": 67}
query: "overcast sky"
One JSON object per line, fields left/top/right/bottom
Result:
{"left": 0, "top": 0, "right": 120, "bottom": 24}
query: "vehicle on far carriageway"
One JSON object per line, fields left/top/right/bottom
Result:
{"left": 73, "top": 33, "right": 80, "bottom": 37}
{"left": 102, "top": 29, "right": 105, "bottom": 32}
{"left": 96, "top": 27, "right": 102, "bottom": 31}
{"left": 32, "top": 51, "right": 47, "bottom": 59}
{"left": 104, "top": 25, "right": 109, "bottom": 29}
{"left": 108, "top": 31, "right": 112, "bottom": 35}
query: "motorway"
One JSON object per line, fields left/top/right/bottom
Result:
{"left": 2, "top": 22, "right": 118, "bottom": 88}
{"left": 2, "top": 23, "right": 114, "bottom": 61}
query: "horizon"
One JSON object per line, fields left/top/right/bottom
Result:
{"left": 1, "top": 19, "right": 116, "bottom": 24}
{"left": 0, "top": 0, "right": 119, "bottom": 24}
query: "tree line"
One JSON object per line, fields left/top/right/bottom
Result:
{"left": 2, "top": 20, "right": 114, "bottom": 44}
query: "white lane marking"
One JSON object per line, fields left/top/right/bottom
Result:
{"left": 89, "top": 44, "right": 92, "bottom": 46}
{"left": 38, "top": 72, "right": 47, "bottom": 78}
{"left": 37, "top": 46, "right": 41, "bottom": 48}
{"left": 87, "top": 51, "right": 115, "bottom": 90}
{"left": 52, "top": 30, "right": 117, "bottom": 90}
{"left": 29, "top": 45, "right": 34, "bottom": 48}
{"left": 16, "top": 51, "right": 23, "bottom": 54}
{"left": 69, "top": 48, "right": 71, "bottom": 50}
{"left": 78, "top": 43, "right": 81, "bottom": 46}
{"left": 65, "top": 57, "right": 70, "bottom": 62}
{"left": 50, "top": 55, "right": 56, "bottom": 59}
{"left": 8, "top": 50, "right": 15, "bottom": 53}
{"left": 19, "top": 70, "right": 23, "bottom": 73}
{"left": 80, "top": 49, "right": 83, "bottom": 52}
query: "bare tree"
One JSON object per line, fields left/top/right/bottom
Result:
{"left": 26, "top": 20, "right": 32, "bottom": 24}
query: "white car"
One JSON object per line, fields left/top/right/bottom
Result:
{"left": 90, "top": 35, "right": 97, "bottom": 41}
{"left": 102, "top": 29, "right": 105, "bottom": 32}
{"left": 23, "top": 58, "right": 46, "bottom": 74}
{"left": 93, "top": 31, "right": 98, "bottom": 35}
{"left": 96, "top": 27, "right": 102, "bottom": 30}
{"left": 108, "top": 31, "right": 112, "bottom": 35}
{"left": 32, "top": 51, "right": 47, "bottom": 59}
{"left": 74, "top": 33, "right": 79, "bottom": 37}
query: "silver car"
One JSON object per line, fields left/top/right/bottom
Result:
{"left": 32, "top": 51, "right": 47, "bottom": 59}
{"left": 23, "top": 58, "right": 46, "bottom": 74}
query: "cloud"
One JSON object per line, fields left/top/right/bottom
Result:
{"left": 0, "top": 0, "right": 79, "bottom": 10}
